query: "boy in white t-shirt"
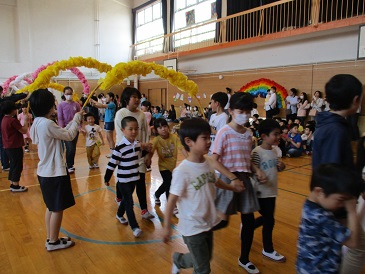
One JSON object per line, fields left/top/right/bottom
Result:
{"left": 81, "top": 113, "right": 104, "bottom": 169}
{"left": 209, "top": 92, "right": 228, "bottom": 154}
{"left": 163, "top": 118, "right": 243, "bottom": 274}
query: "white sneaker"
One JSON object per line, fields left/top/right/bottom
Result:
{"left": 115, "top": 197, "right": 121, "bottom": 206}
{"left": 106, "top": 153, "right": 112, "bottom": 158}
{"left": 46, "top": 239, "right": 75, "bottom": 252}
{"left": 262, "top": 250, "right": 286, "bottom": 262}
{"left": 238, "top": 259, "right": 260, "bottom": 274}
{"left": 68, "top": 168, "right": 74, "bottom": 174}
{"left": 132, "top": 228, "right": 143, "bottom": 238}
{"left": 116, "top": 214, "right": 128, "bottom": 225}
{"left": 89, "top": 166, "right": 94, "bottom": 169}
{"left": 141, "top": 209, "right": 154, "bottom": 219}
{"left": 10, "top": 185, "right": 28, "bottom": 192}
{"left": 171, "top": 262, "right": 180, "bottom": 274}
{"left": 93, "top": 163, "right": 99, "bottom": 168}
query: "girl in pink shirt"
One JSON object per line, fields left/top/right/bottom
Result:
{"left": 212, "top": 93, "right": 266, "bottom": 274}
{"left": 18, "top": 104, "right": 32, "bottom": 152}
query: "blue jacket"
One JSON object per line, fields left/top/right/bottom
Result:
{"left": 312, "top": 111, "right": 354, "bottom": 169}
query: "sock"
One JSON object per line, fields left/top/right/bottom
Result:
{"left": 48, "top": 239, "right": 60, "bottom": 245}
{"left": 211, "top": 220, "right": 228, "bottom": 231}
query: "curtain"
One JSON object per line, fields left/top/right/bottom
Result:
{"left": 214, "top": 0, "right": 222, "bottom": 42}
{"left": 132, "top": 11, "right": 136, "bottom": 57}
{"left": 169, "top": 0, "right": 174, "bottom": 52}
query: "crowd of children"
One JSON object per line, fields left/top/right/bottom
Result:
{"left": 1, "top": 73, "right": 365, "bottom": 273}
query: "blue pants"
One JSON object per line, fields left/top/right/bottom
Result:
{"left": 64, "top": 132, "right": 79, "bottom": 168}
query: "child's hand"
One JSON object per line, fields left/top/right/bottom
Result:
{"left": 142, "top": 143, "right": 152, "bottom": 152}
{"left": 145, "top": 157, "right": 152, "bottom": 168}
{"left": 231, "top": 179, "right": 245, "bottom": 192}
{"left": 344, "top": 198, "right": 357, "bottom": 213}
{"left": 104, "top": 181, "right": 110, "bottom": 186}
{"left": 256, "top": 169, "right": 267, "bottom": 184}
{"left": 162, "top": 226, "right": 172, "bottom": 243}
{"left": 277, "top": 161, "right": 286, "bottom": 171}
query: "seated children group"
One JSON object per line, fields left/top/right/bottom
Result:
{"left": 3, "top": 74, "right": 365, "bottom": 274}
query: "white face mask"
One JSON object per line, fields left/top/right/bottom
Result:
{"left": 65, "top": 94, "right": 72, "bottom": 101}
{"left": 300, "top": 95, "right": 304, "bottom": 99}
{"left": 233, "top": 113, "right": 249, "bottom": 126}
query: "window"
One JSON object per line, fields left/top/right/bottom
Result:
{"left": 135, "top": 1, "right": 164, "bottom": 56}
{"left": 174, "top": 0, "right": 217, "bottom": 47}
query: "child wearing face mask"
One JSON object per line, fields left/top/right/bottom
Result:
{"left": 211, "top": 93, "right": 267, "bottom": 274}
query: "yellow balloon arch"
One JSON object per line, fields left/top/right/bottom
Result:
{"left": 16, "top": 57, "right": 202, "bottom": 114}
{"left": 101, "top": 60, "right": 198, "bottom": 98}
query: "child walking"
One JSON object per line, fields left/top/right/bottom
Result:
{"left": 145, "top": 118, "right": 187, "bottom": 206}
{"left": 90, "top": 92, "right": 116, "bottom": 158}
{"left": 209, "top": 91, "right": 228, "bottom": 154}
{"left": 162, "top": 118, "right": 244, "bottom": 274}
{"left": 313, "top": 74, "right": 365, "bottom": 273}
{"left": 1, "top": 101, "right": 29, "bottom": 192}
{"left": 114, "top": 87, "right": 153, "bottom": 219}
{"left": 30, "top": 88, "right": 83, "bottom": 251}
{"left": 18, "top": 104, "right": 32, "bottom": 152}
{"left": 296, "top": 164, "right": 363, "bottom": 274}
{"left": 104, "top": 116, "right": 150, "bottom": 237}
{"left": 81, "top": 113, "right": 104, "bottom": 169}
{"left": 251, "top": 119, "right": 286, "bottom": 263}
{"left": 211, "top": 92, "right": 266, "bottom": 274}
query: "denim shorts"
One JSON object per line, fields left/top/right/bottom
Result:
{"left": 104, "top": 122, "right": 114, "bottom": 131}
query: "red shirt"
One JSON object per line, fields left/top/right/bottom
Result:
{"left": 1, "top": 115, "right": 24, "bottom": 148}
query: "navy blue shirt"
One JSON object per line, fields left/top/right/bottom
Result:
{"left": 312, "top": 111, "right": 354, "bottom": 169}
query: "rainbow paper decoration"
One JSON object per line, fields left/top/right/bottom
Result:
{"left": 239, "top": 78, "right": 288, "bottom": 108}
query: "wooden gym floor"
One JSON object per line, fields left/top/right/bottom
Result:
{"left": 0, "top": 130, "right": 321, "bottom": 274}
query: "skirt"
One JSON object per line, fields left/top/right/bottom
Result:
{"left": 215, "top": 172, "right": 260, "bottom": 215}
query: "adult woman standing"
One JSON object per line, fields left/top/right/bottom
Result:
{"left": 285, "top": 88, "right": 299, "bottom": 121}
{"left": 57, "top": 86, "right": 81, "bottom": 173}
{"left": 309, "top": 90, "right": 323, "bottom": 118}
{"left": 264, "top": 86, "right": 277, "bottom": 119}
{"left": 297, "top": 92, "right": 309, "bottom": 125}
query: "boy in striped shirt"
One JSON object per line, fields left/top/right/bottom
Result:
{"left": 104, "top": 116, "right": 151, "bottom": 237}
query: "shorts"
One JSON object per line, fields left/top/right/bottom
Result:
{"left": 38, "top": 173, "right": 75, "bottom": 211}
{"left": 104, "top": 122, "right": 114, "bottom": 131}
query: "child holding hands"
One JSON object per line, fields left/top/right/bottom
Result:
{"left": 162, "top": 118, "right": 244, "bottom": 274}
{"left": 251, "top": 119, "right": 286, "bottom": 263}
{"left": 104, "top": 116, "right": 151, "bottom": 238}
{"left": 145, "top": 118, "right": 187, "bottom": 206}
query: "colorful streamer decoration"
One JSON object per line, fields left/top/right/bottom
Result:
{"left": 239, "top": 78, "right": 288, "bottom": 109}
